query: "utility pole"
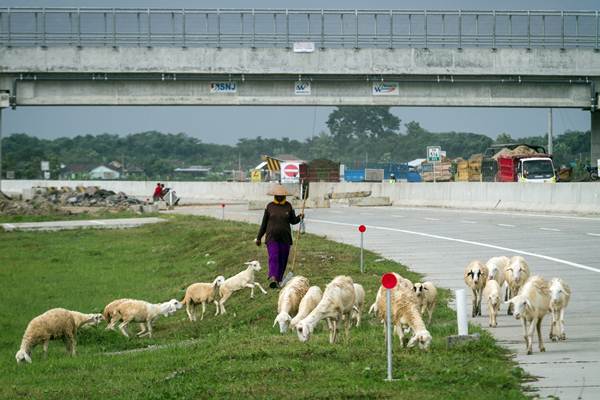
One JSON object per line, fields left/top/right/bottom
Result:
{"left": 548, "top": 108, "right": 553, "bottom": 155}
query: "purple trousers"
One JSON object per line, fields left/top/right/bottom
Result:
{"left": 266, "top": 241, "right": 291, "bottom": 282}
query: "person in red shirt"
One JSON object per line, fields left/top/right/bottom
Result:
{"left": 152, "top": 183, "right": 162, "bottom": 202}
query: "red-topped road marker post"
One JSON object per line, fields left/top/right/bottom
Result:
{"left": 381, "top": 272, "right": 397, "bottom": 382}
{"left": 358, "top": 225, "right": 366, "bottom": 273}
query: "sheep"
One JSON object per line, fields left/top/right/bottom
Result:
{"left": 413, "top": 281, "right": 437, "bottom": 325}
{"left": 103, "top": 298, "right": 133, "bottom": 330}
{"left": 486, "top": 256, "right": 510, "bottom": 300}
{"left": 375, "top": 284, "right": 432, "bottom": 350}
{"left": 464, "top": 260, "right": 489, "bottom": 317}
{"left": 217, "top": 260, "right": 267, "bottom": 315}
{"left": 351, "top": 283, "right": 365, "bottom": 327}
{"left": 506, "top": 275, "right": 551, "bottom": 355}
{"left": 483, "top": 279, "right": 502, "bottom": 327}
{"left": 111, "top": 299, "right": 182, "bottom": 338}
{"left": 181, "top": 275, "right": 226, "bottom": 322}
{"left": 290, "top": 286, "right": 322, "bottom": 330}
{"left": 549, "top": 278, "right": 571, "bottom": 342}
{"left": 368, "top": 272, "right": 412, "bottom": 315}
{"left": 296, "top": 275, "right": 355, "bottom": 344}
{"left": 15, "top": 308, "right": 103, "bottom": 363}
{"left": 504, "top": 256, "right": 531, "bottom": 315}
{"left": 273, "top": 276, "right": 310, "bottom": 333}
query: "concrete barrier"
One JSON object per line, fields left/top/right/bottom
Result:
{"left": 3, "top": 180, "right": 599, "bottom": 215}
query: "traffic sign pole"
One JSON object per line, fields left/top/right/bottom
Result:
{"left": 221, "top": 203, "right": 225, "bottom": 220}
{"left": 433, "top": 161, "right": 436, "bottom": 183}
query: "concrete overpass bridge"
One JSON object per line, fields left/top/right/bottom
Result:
{"left": 0, "top": 7, "right": 600, "bottom": 162}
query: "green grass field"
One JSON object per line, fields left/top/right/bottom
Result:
{"left": 0, "top": 215, "right": 528, "bottom": 399}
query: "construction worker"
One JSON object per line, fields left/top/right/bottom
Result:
{"left": 255, "top": 184, "right": 304, "bottom": 288}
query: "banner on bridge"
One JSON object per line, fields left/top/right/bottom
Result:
{"left": 210, "top": 82, "right": 237, "bottom": 93}
{"left": 372, "top": 82, "right": 399, "bottom": 96}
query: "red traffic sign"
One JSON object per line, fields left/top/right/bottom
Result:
{"left": 381, "top": 273, "right": 398, "bottom": 289}
{"left": 358, "top": 224, "right": 366, "bottom": 233}
{"left": 283, "top": 163, "right": 299, "bottom": 178}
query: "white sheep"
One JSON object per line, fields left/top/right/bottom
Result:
{"left": 296, "top": 275, "right": 355, "bottom": 344}
{"left": 464, "top": 260, "right": 489, "bottom": 317}
{"left": 368, "top": 272, "right": 412, "bottom": 315}
{"left": 375, "top": 284, "right": 432, "bottom": 350}
{"left": 351, "top": 283, "right": 365, "bottom": 327}
{"left": 103, "top": 298, "right": 133, "bottom": 330}
{"left": 111, "top": 299, "right": 182, "bottom": 338}
{"left": 486, "top": 256, "right": 510, "bottom": 300}
{"left": 504, "top": 256, "right": 531, "bottom": 315}
{"left": 273, "top": 276, "right": 310, "bottom": 333}
{"left": 217, "top": 260, "right": 267, "bottom": 315}
{"left": 181, "top": 275, "right": 226, "bottom": 322}
{"left": 483, "top": 279, "right": 501, "bottom": 327}
{"left": 290, "top": 286, "right": 323, "bottom": 330}
{"left": 413, "top": 281, "right": 437, "bottom": 325}
{"left": 506, "top": 275, "right": 551, "bottom": 355}
{"left": 15, "top": 308, "right": 103, "bottom": 363}
{"left": 549, "top": 277, "right": 571, "bottom": 341}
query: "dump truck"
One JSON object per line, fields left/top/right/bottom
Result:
{"left": 489, "top": 144, "right": 556, "bottom": 183}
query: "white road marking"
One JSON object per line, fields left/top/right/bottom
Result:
{"left": 539, "top": 227, "right": 560, "bottom": 232}
{"left": 388, "top": 206, "right": 600, "bottom": 221}
{"left": 587, "top": 233, "right": 600, "bottom": 237}
{"left": 497, "top": 223, "right": 515, "bottom": 227}
{"left": 461, "top": 220, "right": 477, "bottom": 224}
{"left": 309, "top": 218, "right": 600, "bottom": 274}
{"left": 391, "top": 215, "right": 405, "bottom": 218}
{"left": 91, "top": 220, "right": 106, "bottom": 225}
{"left": 424, "top": 217, "right": 440, "bottom": 221}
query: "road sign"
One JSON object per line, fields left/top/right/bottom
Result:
{"left": 381, "top": 273, "right": 397, "bottom": 289}
{"left": 358, "top": 224, "right": 366, "bottom": 233}
{"left": 41, "top": 161, "right": 50, "bottom": 171}
{"left": 281, "top": 162, "right": 300, "bottom": 183}
{"left": 426, "top": 146, "right": 442, "bottom": 163}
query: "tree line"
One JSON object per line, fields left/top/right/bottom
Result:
{"left": 0, "top": 107, "right": 591, "bottom": 180}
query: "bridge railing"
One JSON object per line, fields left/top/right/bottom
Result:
{"left": 0, "top": 8, "right": 598, "bottom": 49}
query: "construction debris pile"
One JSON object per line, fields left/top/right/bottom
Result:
{"left": 0, "top": 186, "right": 144, "bottom": 216}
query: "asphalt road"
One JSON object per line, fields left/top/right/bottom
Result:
{"left": 170, "top": 205, "right": 600, "bottom": 400}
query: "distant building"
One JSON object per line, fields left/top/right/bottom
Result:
{"left": 89, "top": 165, "right": 120, "bottom": 180}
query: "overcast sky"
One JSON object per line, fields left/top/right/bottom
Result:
{"left": 1, "top": 0, "right": 596, "bottom": 144}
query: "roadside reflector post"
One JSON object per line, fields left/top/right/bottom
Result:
{"left": 358, "top": 224, "right": 366, "bottom": 273}
{"left": 221, "top": 203, "right": 225, "bottom": 220}
{"left": 381, "top": 273, "right": 398, "bottom": 382}
{"left": 455, "top": 289, "right": 468, "bottom": 336}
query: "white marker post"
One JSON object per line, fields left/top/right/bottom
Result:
{"left": 455, "top": 289, "right": 468, "bottom": 336}
{"left": 381, "top": 273, "right": 398, "bottom": 382}
{"left": 221, "top": 203, "right": 225, "bottom": 220}
{"left": 358, "top": 225, "right": 366, "bottom": 273}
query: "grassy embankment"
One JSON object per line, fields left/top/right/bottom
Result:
{"left": 0, "top": 215, "right": 528, "bottom": 399}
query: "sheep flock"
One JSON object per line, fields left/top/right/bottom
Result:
{"left": 15, "top": 254, "right": 571, "bottom": 364}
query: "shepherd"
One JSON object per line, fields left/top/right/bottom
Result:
{"left": 255, "top": 184, "right": 304, "bottom": 289}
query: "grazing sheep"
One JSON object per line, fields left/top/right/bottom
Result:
{"left": 506, "top": 275, "right": 551, "bottom": 355}
{"left": 375, "top": 284, "right": 432, "bottom": 350}
{"left": 290, "top": 286, "right": 322, "bottom": 330}
{"left": 464, "top": 260, "right": 489, "bottom": 317}
{"left": 549, "top": 278, "right": 571, "bottom": 341}
{"left": 368, "top": 272, "right": 413, "bottom": 315}
{"left": 111, "top": 299, "right": 182, "bottom": 338}
{"left": 483, "top": 280, "right": 502, "bottom": 327}
{"left": 351, "top": 283, "right": 366, "bottom": 327}
{"left": 181, "top": 276, "right": 226, "bottom": 322}
{"left": 273, "top": 276, "right": 310, "bottom": 333}
{"left": 296, "top": 275, "right": 355, "bottom": 344}
{"left": 486, "top": 256, "right": 510, "bottom": 300}
{"left": 218, "top": 261, "right": 267, "bottom": 315}
{"left": 103, "top": 298, "right": 133, "bottom": 330}
{"left": 413, "top": 281, "right": 437, "bottom": 325}
{"left": 15, "top": 308, "right": 103, "bottom": 363}
{"left": 504, "top": 256, "right": 531, "bottom": 315}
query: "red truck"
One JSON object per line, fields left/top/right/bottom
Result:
{"left": 497, "top": 153, "right": 556, "bottom": 183}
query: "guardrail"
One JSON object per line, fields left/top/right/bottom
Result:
{"left": 0, "top": 8, "right": 599, "bottom": 49}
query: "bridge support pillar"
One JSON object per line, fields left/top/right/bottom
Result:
{"left": 592, "top": 111, "right": 600, "bottom": 169}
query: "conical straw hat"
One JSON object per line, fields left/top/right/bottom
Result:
{"left": 267, "top": 184, "right": 290, "bottom": 196}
